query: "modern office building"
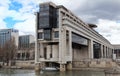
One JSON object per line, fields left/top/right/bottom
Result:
{"left": 0, "top": 29, "right": 19, "bottom": 47}
{"left": 17, "top": 35, "right": 35, "bottom": 60}
{"left": 35, "top": 2, "right": 114, "bottom": 71}
{"left": 19, "top": 35, "right": 35, "bottom": 49}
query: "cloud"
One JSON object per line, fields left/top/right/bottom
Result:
{"left": 14, "top": 14, "right": 35, "bottom": 36}
{"left": 0, "top": 0, "right": 11, "bottom": 29}
{"left": 0, "top": 19, "right": 7, "bottom": 29}
{"left": 96, "top": 19, "right": 120, "bottom": 44}
{"left": 2, "top": 0, "right": 37, "bottom": 35}
{"left": 1, "top": 0, "right": 120, "bottom": 44}
{"left": 73, "top": 0, "right": 120, "bottom": 23}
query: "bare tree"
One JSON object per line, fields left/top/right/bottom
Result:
{"left": 2, "top": 38, "right": 17, "bottom": 66}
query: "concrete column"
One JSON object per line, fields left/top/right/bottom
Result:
{"left": 35, "top": 40, "right": 39, "bottom": 63}
{"left": 101, "top": 45, "right": 103, "bottom": 58}
{"left": 89, "top": 39, "right": 93, "bottom": 59}
{"left": 59, "top": 26, "right": 67, "bottom": 63}
{"left": 69, "top": 31, "right": 72, "bottom": 61}
{"left": 47, "top": 45, "right": 51, "bottom": 59}
{"left": 40, "top": 43, "right": 44, "bottom": 58}
{"left": 35, "top": 62, "right": 45, "bottom": 72}
{"left": 60, "top": 64, "right": 66, "bottom": 71}
{"left": 35, "top": 63, "right": 40, "bottom": 73}
{"left": 66, "top": 62, "right": 72, "bottom": 70}
{"left": 35, "top": 12, "right": 39, "bottom": 63}
{"left": 104, "top": 47, "right": 106, "bottom": 58}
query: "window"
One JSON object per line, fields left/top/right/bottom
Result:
{"left": 38, "top": 33, "right": 43, "bottom": 39}
{"left": 39, "top": 16, "right": 49, "bottom": 28}
{"left": 44, "top": 29, "right": 51, "bottom": 40}
{"left": 54, "top": 31, "right": 59, "bottom": 38}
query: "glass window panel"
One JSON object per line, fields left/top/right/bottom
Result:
{"left": 44, "top": 29, "right": 51, "bottom": 40}
{"left": 38, "top": 33, "right": 43, "bottom": 39}
{"left": 54, "top": 31, "right": 59, "bottom": 38}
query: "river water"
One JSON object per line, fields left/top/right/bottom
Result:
{"left": 0, "top": 69, "right": 119, "bottom": 76}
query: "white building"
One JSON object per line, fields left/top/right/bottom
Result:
{"left": 35, "top": 2, "right": 114, "bottom": 71}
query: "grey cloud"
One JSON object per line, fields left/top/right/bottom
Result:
{"left": 72, "top": 0, "right": 120, "bottom": 24}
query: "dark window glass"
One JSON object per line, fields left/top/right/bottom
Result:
{"left": 38, "top": 33, "right": 43, "bottom": 39}
{"left": 93, "top": 42, "right": 101, "bottom": 59}
{"left": 39, "top": 15, "right": 49, "bottom": 28}
{"left": 39, "top": 4, "right": 57, "bottom": 29}
{"left": 72, "top": 33, "right": 88, "bottom": 46}
{"left": 54, "top": 31, "right": 59, "bottom": 38}
{"left": 44, "top": 29, "right": 51, "bottom": 40}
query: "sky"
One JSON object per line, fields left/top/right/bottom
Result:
{"left": 0, "top": 0, "right": 120, "bottom": 44}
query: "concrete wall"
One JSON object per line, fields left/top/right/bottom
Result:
{"left": 52, "top": 44, "right": 59, "bottom": 58}
{"left": 72, "top": 59, "right": 118, "bottom": 69}
{"left": 16, "top": 60, "right": 34, "bottom": 69}
{"left": 73, "top": 44, "right": 89, "bottom": 61}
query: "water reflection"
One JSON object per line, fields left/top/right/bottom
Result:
{"left": 0, "top": 69, "right": 120, "bottom": 76}
{"left": 36, "top": 70, "right": 105, "bottom": 76}
{"left": 0, "top": 69, "right": 34, "bottom": 76}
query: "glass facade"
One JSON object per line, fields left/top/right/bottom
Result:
{"left": 44, "top": 29, "right": 51, "bottom": 40}
{"left": 39, "top": 4, "right": 57, "bottom": 29}
{"left": 19, "top": 35, "right": 30, "bottom": 49}
{"left": 54, "top": 31, "right": 59, "bottom": 38}
{"left": 93, "top": 42, "right": 101, "bottom": 59}
{"left": 38, "top": 32, "right": 43, "bottom": 39}
{"left": 38, "top": 3, "right": 58, "bottom": 40}
{"left": 72, "top": 33, "right": 88, "bottom": 46}
{"left": 0, "top": 29, "right": 18, "bottom": 47}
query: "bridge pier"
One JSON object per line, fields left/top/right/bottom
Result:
{"left": 60, "top": 64, "right": 66, "bottom": 71}
{"left": 66, "top": 62, "right": 72, "bottom": 70}
{"left": 35, "top": 63, "right": 40, "bottom": 72}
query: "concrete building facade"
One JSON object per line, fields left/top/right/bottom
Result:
{"left": 35, "top": 2, "right": 114, "bottom": 71}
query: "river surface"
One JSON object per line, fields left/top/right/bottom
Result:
{"left": 0, "top": 69, "right": 118, "bottom": 76}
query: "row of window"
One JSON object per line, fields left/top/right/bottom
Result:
{"left": 38, "top": 31, "right": 59, "bottom": 39}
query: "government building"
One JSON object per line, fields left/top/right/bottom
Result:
{"left": 35, "top": 2, "right": 115, "bottom": 71}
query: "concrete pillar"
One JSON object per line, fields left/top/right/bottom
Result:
{"left": 101, "top": 45, "right": 103, "bottom": 58}
{"left": 35, "top": 63, "right": 40, "bottom": 73}
{"left": 35, "top": 62, "right": 45, "bottom": 72}
{"left": 66, "top": 62, "right": 72, "bottom": 70}
{"left": 60, "top": 64, "right": 66, "bottom": 71}
{"left": 59, "top": 26, "right": 66, "bottom": 63}
{"left": 89, "top": 39, "right": 93, "bottom": 59}
{"left": 35, "top": 12, "right": 39, "bottom": 63}
{"left": 69, "top": 31, "right": 72, "bottom": 61}
{"left": 47, "top": 45, "right": 51, "bottom": 59}
{"left": 104, "top": 47, "right": 106, "bottom": 58}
